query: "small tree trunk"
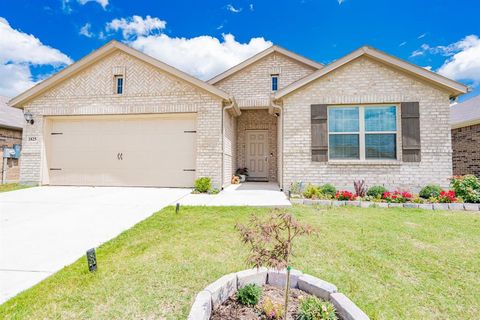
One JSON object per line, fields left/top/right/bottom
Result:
{"left": 284, "top": 266, "right": 291, "bottom": 318}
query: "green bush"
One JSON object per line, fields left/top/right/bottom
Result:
{"left": 297, "top": 296, "right": 337, "bottom": 320}
{"left": 194, "top": 177, "right": 211, "bottom": 193}
{"left": 319, "top": 184, "right": 336, "bottom": 197}
{"left": 419, "top": 184, "right": 442, "bottom": 199}
{"left": 367, "top": 185, "right": 387, "bottom": 198}
{"left": 303, "top": 184, "right": 321, "bottom": 199}
{"left": 236, "top": 284, "right": 262, "bottom": 306}
{"left": 451, "top": 175, "right": 480, "bottom": 203}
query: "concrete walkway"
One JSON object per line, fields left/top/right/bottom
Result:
{"left": 178, "top": 182, "right": 291, "bottom": 207}
{"left": 0, "top": 186, "right": 191, "bottom": 304}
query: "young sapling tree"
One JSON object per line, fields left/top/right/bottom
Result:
{"left": 235, "top": 210, "right": 315, "bottom": 318}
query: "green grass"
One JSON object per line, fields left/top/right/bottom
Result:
{"left": 0, "top": 183, "right": 29, "bottom": 193}
{"left": 1, "top": 205, "right": 479, "bottom": 319}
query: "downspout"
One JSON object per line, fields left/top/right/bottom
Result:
{"left": 222, "top": 98, "right": 237, "bottom": 189}
{"left": 271, "top": 100, "right": 284, "bottom": 191}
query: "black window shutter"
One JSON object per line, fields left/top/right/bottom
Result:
{"left": 311, "top": 104, "right": 328, "bottom": 162}
{"left": 401, "top": 102, "right": 421, "bottom": 162}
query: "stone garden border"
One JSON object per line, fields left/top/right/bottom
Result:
{"left": 188, "top": 268, "right": 369, "bottom": 320}
{"left": 290, "top": 199, "right": 480, "bottom": 212}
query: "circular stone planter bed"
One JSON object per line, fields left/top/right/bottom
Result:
{"left": 188, "top": 268, "right": 369, "bottom": 320}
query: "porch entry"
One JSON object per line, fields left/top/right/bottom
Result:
{"left": 245, "top": 130, "right": 268, "bottom": 181}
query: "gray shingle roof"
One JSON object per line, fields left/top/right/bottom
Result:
{"left": 451, "top": 94, "right": 480, "bottom": 128}
{"left": 0, "top": 96, "right": 23, "bottom": 130}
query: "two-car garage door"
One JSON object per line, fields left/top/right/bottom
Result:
{"left": 45, "top": 114, "right": 196, "bottom": 187}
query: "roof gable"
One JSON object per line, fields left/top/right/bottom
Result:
{"left": 207, "top": 45, "right": 323, "bottom": 85}
{"left": 275, "top": 46, "right": 469, "bottom": 99}
{"left": 9, "top": 40, "right": 230, "bottom": 108}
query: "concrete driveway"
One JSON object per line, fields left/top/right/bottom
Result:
{"left": 0, "top": 186, "right": 191, "bottom": 304}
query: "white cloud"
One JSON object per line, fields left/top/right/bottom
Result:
{"left": 79, "top": 23, "right": 94, "bottom": 38}
{"left": 337, "top": 0, "right": 346, "bottom": 4}
{"left": 226, "top": 4, "right": 242, "bottom": 13}
{"left": 77, "top": 0, "right": 109, "bottom": 9}
{"left": 0, "top": 17, "right": 72, "bottom": 97}
{"left": 438, "top": 35, "right": 480, "bottom": 84}
{"left": 106, "top": 15, "right": 166, "bottom": 39}
{"left": 130, "top": 33, "right": 272, "bottom": 80}
{"left": 417, "top": 33, "right": 426, "bottom": 39}
{"left": 0, "top": 64, "right": 35, "bottom": 98}
{"left": 399, "top": 41, "right": 407, "bottom": 47}
{"left": 249, "top": 4, "right": 254, "bottom": 11}
{"left": 61, "top": 0, "right": 72, "bottom": 14}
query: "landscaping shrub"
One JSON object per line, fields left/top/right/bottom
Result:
{"left": 419, "top": 184, "right": 442, "bottom": 199}
{"left": 194, "top": 177, "right": 211, "bottom": 193}
{"left": 290, "top": 181, "right": 304, "bottom": 195}
{"left": 298, "top": 296, "right": 337, "bottom": 320}
{"left": 262, "top": 297, "right": 284, "bottom": 319}
{"left": 236, "top": 284, "right": 262, "bottom": 306}
{"left": 335, "top": 190, "right": 355, "bottom": 201}
{"left": 353, "top": 180, "right": 367, "bottom": 197}
{"left": 319, "top": 184, "right": 336, "bottom": 198}
{"left": 383, "top": 191, "right": 412, "bottom": 203}
{"left": 366, "top": 185, "right": 387, "bottom": 198}
{"left": 438, "top": 190, "right": 457, "bottom": 203}
{"left": 303, "top": 184, "right": 321, "bottom": 199}
{"left": 450, "top": 175, "right": 480, "bottom": 203}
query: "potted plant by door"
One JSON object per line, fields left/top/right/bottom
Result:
{"left": 235, "top": 168, "right": 249, "bottom": 183}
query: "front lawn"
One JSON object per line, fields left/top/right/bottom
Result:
{"left": 1, "top": 206, "right": 479, "bottom": 319}
{"left": 0, "top": 183, "right": 29, "bottom": 193}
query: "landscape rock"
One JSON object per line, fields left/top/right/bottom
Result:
{"left": 204, "top": 273, "right": 237, "bottom": 308}
{"left": 267, "top": 268, "right": 303, "bottom": 288}
{"left": 330, "top": 292, "right": 370, "bottom": 320}
{"left": 236, "top": 267, "right": 268, "bottom": 288}
{"left": 433, "top": 203, "right": 449, "bottom": 211}
{"left": 448, "top": 203, "right": 465, "bottom": 211}
{"left": 297, "top": 274, "right": 337, "bottom": 300}
{"left": 418, "top": 203, "right": 433, "bottom": 210}
{"left": 463, "top": 203, "right": 480, "bottom": 211}
{"left": 187, "top": 290, "right": 212, "bottom": 320}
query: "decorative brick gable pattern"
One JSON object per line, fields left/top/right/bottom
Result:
{"left": 0, "top": 128, "right": 22, "bottom": 183}
{"left": 236, "top": 110, "right": 277, "bottom": 182}
{"left": 282, "top": 56, "right": 452, "bottom": 191}
{"left": 215, "top": 53, "right": 317, "bottom": 108}
{"left": 20, "top": 51, "right": 224, "bottom": 188}
{"left": 452, "top": 124, "right": 480, "bottom": 176}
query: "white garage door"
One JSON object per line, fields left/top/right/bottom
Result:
{"left": 45, "top": 114, "right": 196, "bottom": 187}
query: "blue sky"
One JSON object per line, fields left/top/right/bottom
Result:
{"left": 1, "top": 0, "right": 479, "bottom": 100}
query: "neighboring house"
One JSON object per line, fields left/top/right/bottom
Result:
{"left": 451, "top": 95, "right": 480, "bottom": 177}
{"left": 0, "top": 95, "right": 23, "bottom": 183}
{"left": 9, "top": 40, "right": 468, "bottom": 191}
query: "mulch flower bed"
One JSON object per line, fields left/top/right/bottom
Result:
{"left": 211, "top": 285, "right": 313, "bottom": 320}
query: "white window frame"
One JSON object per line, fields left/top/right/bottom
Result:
{"left": 114, "top": 75, "right": 124, "bottom": 95}
{"left": 327, "top": 104, "right": 399, "bottom": 161}
{"left": 271, "top": 74, "right": 279, "bottom": 92}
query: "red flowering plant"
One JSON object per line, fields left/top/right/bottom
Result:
{"left": 438, "top": 190, "right": 457, "bottom": 203}
{"left": 382, "top": 191, "right": 412, "bottom": 203}
{"left": 335, "top": 190, "right": 356, "bottom": 201}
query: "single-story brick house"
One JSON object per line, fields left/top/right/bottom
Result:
{"left": 1, "top": 95, "right": 23, "bottom": 183}
{"left": 9, "top": 40, "right": 469, "bottom": 190}
{"left": 451, "top": 95, "right": 480, "bottom": 177}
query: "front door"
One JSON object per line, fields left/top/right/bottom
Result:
{"left": 246, "top": 130, "right": 268, "bottom": 180}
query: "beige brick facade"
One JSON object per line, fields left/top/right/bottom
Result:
{"left": 15, "top": 43, "right": 461, "bottom": 191}
{"left": 452, "top": 124, "right": 480, "bottom": 176}
{"left": 282, "top": 56, "right": 453, "bottom": 191}
{"left": 0, "top": 127, "right": 22, "bottom": 183}
{"left": 215, "top": 52, "right": 317, "bottom": 108}
{"left": 19, "top": 50, "right": 225, "bottom": 188}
